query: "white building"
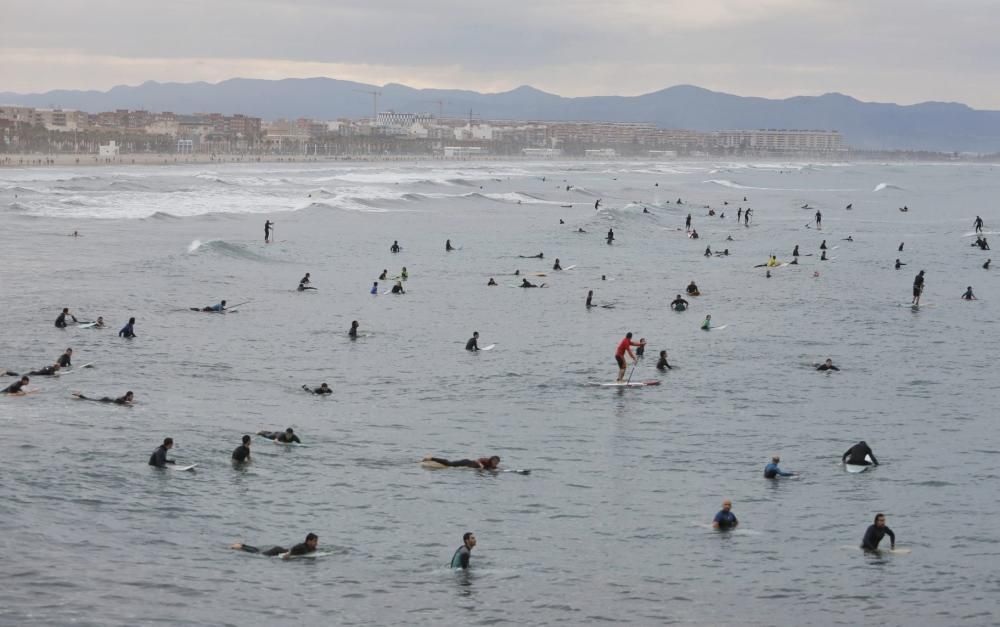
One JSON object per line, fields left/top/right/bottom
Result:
{"left": 584, "top": 148, "right": 617, "bottom": 158}
{"left": 714, "top": 129, "right": 843, "bottom": 152}
{"left": 443, "top": 146, "right": 485, "bottom": 158}
{"left": 98, "top": 140, "right": 120, "bottom": 157}
{"left": 522, "top": 148, "right": 563, "bottom": 158}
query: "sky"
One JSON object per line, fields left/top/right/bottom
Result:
{"left": 2, "top": 0, "right": 999, "bottom": 109}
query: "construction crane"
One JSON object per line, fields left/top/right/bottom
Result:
{"left": 354, "top": 89, "right": 382, "bottom": 122}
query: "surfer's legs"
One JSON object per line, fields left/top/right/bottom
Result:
{"left": 261, "top": 546, "right": 287, "bottom": 557}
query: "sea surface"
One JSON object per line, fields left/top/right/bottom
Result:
{"left": 1, "top": 159, "right": 998, "bottom": 626}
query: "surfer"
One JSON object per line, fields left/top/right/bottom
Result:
{"left": 815, "top": 210, "right": 822, "bottom": 228}
{"left": 57, "top": 348, "right": 73, "bottom": 368}
{"left": 298, "top": 273, "right": 316, "bottom": 291}
{"left": 466, "top": 332, "right": 480, "bottom": 351}
{"left": 231, "top": 533, "right": 318, "bottom": 558}
{"left": 912, "top": 270, "right": 925, "bottom": 306}
{"left": 232, "top": 435, "right": 252, "bottom": 462}
{"left": 55, "top": 308, "right": 78, "bottom": 328}
{"left": 671, "top": 295, "right": 689, "bottom": 311}
{"left": 118, "top": 317, "right": 136, "bottom": 338}
{"left": 816, "top": 358, "right": 840, "bottom": 371}
{"left": 148, "top": 438, "right": 175, "bottom": 467}
{"left": 424, "top": 455, "right": 500, "bottom": 470}
{"left": 843, "top": 236, "right": 853, "bottom": 242}
{"left": 685, "top": 214, "right": 692, "bottom": 231}
{"left": 843, "top": 441, "right": 878, "bottom": 466}
{"left": 446, "top": 239, "right": 454, "bottom": 251}
{"left": 712, "top": 500, "right": 738, "bottom": 529}
{"left": 451, "top": 532, "right": 476, "bottom": 569}
{"left": 520, "top": 279, "right": 542, "bottom": 288}
{"left": 371, "top": 282, "right": 379, "bottom": 295}
{"left": 656, "top": 350, "right": 672, "bottom": 371}
{"left": 553, "top": 259, "right": 562, "bottom": 271}
{"left": 898, "top": 242, "right": 904, "bottom": 252}
{"left": 704, "top": 246, "right": 712, "bottom": 257}
{"left": 962, "top": 286, "right": 977, "bottom": 300}
{"left": 488, "top": 278, "right": 497, "bottom": 286}
{"left": 820, "top": 251, "right": 828, "bottom": 261}
{"left": 820, "top": 240, "right": 827, "bottom": 250}
{"left": 257, "top": 428, "right": 301, "bottom": 444}
{"left": 985, "top": 259, "right": 992, "bottom": 270}
{"left": 737, "top": 208, "right": 743, "bottom": 222}
{"left": 577, "top": 228, "right": 587, "bottom": 233}
{"left": 700, "top": 315, "right": 713, "bottom": 330}
{"left": 595, "top": 199, "right": 601, "bottom": 210}
{"left": 861, "top": 514, "right": 895, "bottom": 551}
{"left": 301, "top": 383, "right": 332, "bottom": 395}
{"left": 586, "top": 290, "right": 594, "bottom": 308}
{"left": 895, "top": 259, "right": 905, "bottom": 270}
{"left": 689, "top": 229, "right": 699, "bottom": 239}
{"left": 349, "top": 320, "right": 359, "bottom": 338}
{"left": 519, "top": 253, "right": 543, "bottom": 259}
{"left": 391, "top": 281, "right": 405, "bottom": 294}
{"left": 686, "top": 281, "right": 700, "bottom": 296}
{"left": 614, "top": 332, "right": 644, "bottom": 382}
{"left": 200, "top": 300, "right": 226, "bottom": 312}
{"left": 391, "top": 240, "right": 401, "bottom": 253}
{"left": 92, "top": 317, "right": 106, "bottom": 328}
{"left": 264, "top": 220, "right": 273, "bottom": 243}
{"left": 792, "top": 245, "right": 799, "bottom": 258}
{"left": 73, "top": 391, "right": 133, "bottom": 405}
{"left": 744, "top": 208, "right": 752, "bottom": 225}
{"left": 607, "top": 228, "right": 615, "bottom": 243}
{"left": 975, "top": 216, "right": 984, "bottom": 233}
{"left": 764, "top": 456, "right": 795, "bottom": 478}
{"left": 2, "top": 376, "right": 29, "bottom": 395}
{"left": 379, "top": 269, "right": 388, "bottom": 280}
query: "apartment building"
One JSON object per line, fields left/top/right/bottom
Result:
{"left": 714, "top": 129, "right": 843, "bottom": 152}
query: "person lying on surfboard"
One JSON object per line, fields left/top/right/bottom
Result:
{"left": 816, "top": 358, "right": 840, "bottom": 371}
{"left": 1, "top": 376, "right": 30, "bottom": 395}
{"left": 520, "top": 279, "right": 544, "bottom": 288}
{"left": 257, "top": 428, "right": 301, "bottom": 444}
{"left": 686, "top": 281, "right": 700, "bottom": 296}
{"left": 199, "top": 300, "right": 226, "bottom": 312}
{"left": 73, "top": 391, "right": 133, "bottom": 405}
{"left": 301, "top": 383, "right": 331, "bottom": 395}
{"left": 518, "top": 252, "right": 543, "bottom": 259}
{"left": 231, "top": 533, "right": 318, "bottom": 558}
{"left": 422, "top": 455, "right": 500, "bottom": 470}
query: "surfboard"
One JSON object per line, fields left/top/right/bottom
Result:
{"left": 60, "top": 363, "right": 94, "bottom": 376}
{"left": 272, "top": 439, "right": 306, "bottom": 447}
{"left": 844, "top": 462, "right": 871, "bottom": 473}
{"left": 167, "top": 463, "right": 198, "bottom": 471}
{"left": 843, "top": 545, "right": 911, "bottom": 555}
{"left": 283, "top": 550, "right": 336, "bottom": 559}
{"left": 702, "top": 325, "right": 727, "bottom": 331}
{"left": 479, "top": 344, "right": 496, "bottom": 351}
{"left": 78, "top": 322, "right": 98, "bottom": 329}
{"left": 590, "top": 380, "right": 661, "bottom": 387}
{"left": 563, "top": 264, "right": 577, "bottom": 271}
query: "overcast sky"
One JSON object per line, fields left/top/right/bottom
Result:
{"left": 2, "top": 0, "right": 999, "bottom": 108}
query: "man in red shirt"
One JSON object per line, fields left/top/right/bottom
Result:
{"left": 615, "top": 332, "right": 645, "bottom": 382}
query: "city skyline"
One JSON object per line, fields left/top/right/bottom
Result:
{"left": 2, "top": 0, "right": 1000, "bottom": 108}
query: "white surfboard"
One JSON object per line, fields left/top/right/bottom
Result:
{"left": 844, "top": 455, "right": 873, "bottom": 473}
{"left": 563, "top": 264, "right": 577, "bottom": 271}
{"left": 272, "top": 439, "right": 306, "bottom": 447}
{"left": 590, "top": 380, "right": 661, "bottom": 387}
{"left": 60, "top": 363, "right": 94, "bottom": 375}
{"left": 78, "top": 322, "right": 98, "bottom": 329}
{"left": 479, "top": 344, "right": 496, "bottom": 351}
{"left": 702, "top": 325, "right": 728, "bottom": 331}
{"left": 283, "top": 550, "right": 336, "bottom": 559}
{"left": 167, "top": 463, "right": 198, "bottom": 471}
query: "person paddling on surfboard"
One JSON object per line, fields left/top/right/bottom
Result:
{"left": 149, "top": 438, "right": 176, "bottom": 467}
{"left": 816, "top": 358, "right": 840, "bottom": 371}
{"left": 861, "top": 513, "right": 895, "bottom": 552}
{"left": 764, "top": 456, "right": 795, "bottom": 478}
{"left": 843, "top": 441, "right": 878, "bottom": 466}
{"left": 520, "top": 279, "right": 543, "bottom": 288}
{"left": 466, "top": 332, "right": 480, "bottom": 352}
{"left": 712, "top": 500, "right": 738, "bottom": 529}
{"left": 451, "top": 532, "right": 476, "bottom": 569}
{"left": 301, "top": 383, "right": 331, "bottom": 395}
{"left": 199, "top": 300, "right": 226, "bottom": 312}
{"left": 614, "top": 332, "right": 644, "bottom": 382}
{"left": 423, "top": 455, "right": 500, "bottom": 470}
{"left": 686, "top": 281, "right": 700, "bottom": 296}
{"left": 671, "top": 295, "right": 689, "bottom": 311}
{"left": 258, "top": 428, "right": 301, "bottom": 444}
{"left": 2, "top": 376, "right": 30, "bottom": 395}
{"left": 231, "top": 533, "right": 318, "bottom": 558}
{"left": 73, "top": 391, "right": 133, "bottom": 405}
{"left": 446, "top": 239, "right": 454, "bottom": 251}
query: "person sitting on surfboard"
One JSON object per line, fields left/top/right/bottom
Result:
{"left": 92, "top": 316, "right": 106, "bottom": 328}
{"left": 671, "top": 295, "right": 689, "bottom": 311}
{"left": 712, "top": 500, "right": 738, "bottom": 529}
{"left": 55, "top": 307, "right": 78, "bottom": 328}
{"left": 257, "top": 428, "right": 301, "bottom": 444}
{"left": 656, "top": 350, "right": 672, "bottom": 371}
{"left": 816, "top": 359, "right": 840, "bottom": 371}
{"left": 149, "top": 438, "right": 175, "bottom": 467}
{"left": 614, "top": 332, "right": 644, "bottom": 382}
{"left": 2, "top": 376, "right": 29, "bottom": 395}
{"left": 861, "top": 513, "right": 895, "bottom": 551}
{"left": 423, "top": 455, "right": 500, "bottom": 470}
{"left": 895, "top": 259, "right": 905, "bottom": 270}
{"left": 301, "top": 383, "right": 331, "bottom": 395}
{"left": 962, "top": 286, "right": 977, "bottom": 300}
{"left": 451, "top": 532, "right": 476, "bottom": 569}
{"left": 446, "top": 239, "right": 454, "bottom": 251}
{"left": 700, "top": 315, "right": 712, "bottom": 330}
{"left": 231, "top": 533, "right": 318, "bottom": 558}
{"left": 349, "top": 321, "right": 359, "bottom": 338}
{"left": 391, "top": 281, "right": 405, "bottom": 294}
{"left": 686, "top": 281, "right": 700, "bottom": 296}
{"left": 73, "top": 391, "right": 133, "bottom": 405}
{"left": 553, "top": 258, "right": 562, "bottom": 270}
{"left": 465, "top": 332, "right": 480, "bottom": 351}
{"left": 200, "top": 300, "right": 226, "bottom": 312}
{"left": 379, "top": 269, "right": 388, "bottom": 280}
{"left": 58, "top": 348, "right": 73, "bottom": 368}
{"left": 843, "top": 441, "right": 878, "bottom": 466}
{"left": 232, "top": 435, "right": 252, "bottom": 463}
{"left": 488, "top": 278, "right": 497, "bottom": 286}
{"left": 763, "top": 456, "right": 795, "bottom": 479}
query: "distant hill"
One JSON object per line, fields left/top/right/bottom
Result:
{"left": 4, "top": 78, "right": 1000, "bottom": 152}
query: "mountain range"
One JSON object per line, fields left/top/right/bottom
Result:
{"left": 4, "top": 78, "right": 1000, "bottom": 153}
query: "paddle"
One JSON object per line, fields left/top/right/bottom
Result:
{"left": 626, "top": 362, "right": 637, "bottom": 384}
{"left": 228, "top": 300, "right": 253, "bottom": 309}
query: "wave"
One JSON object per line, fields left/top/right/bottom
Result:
{"left": 149, "top": 211, "right": 180, "bottom": 221}
{"left": 4, "top": 185, "right": 41, "bottom": 195}
{"left": 873, "top": 183, "right": 904, "bottom": 192}
{"left": 186, "top": 239, "right": 273, "bottom": 261}
{"left": 446, "top": 178, "right": 478, "bottom": 187}
{"left": 569, "top": 186, "right": 600, "bottom": 197}
{"left": 194, "top": 173, "right": 236, "bottom": 186}
{"left": 7, "top": 202, "right": 30, "bottom": 212}
{"left": 704, "top": 179, "right": 756, "bottom": 190}
{"left": 301, "top": 200, "right": 395, "bottom": 214}
{"left": 401, "top": 193, "right": 426, "bottom": 201}
{"left": 108, "top": 181, "right": 151, "bottom": 191}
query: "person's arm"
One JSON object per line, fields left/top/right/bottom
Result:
{"left": 777, "top": 468, "right": 795, "bottom": 477}
{"left": 885, "top": 527, "right": 895, "bottom": 549}
{"left": 831, "top": 366, "right": 840, "bottom": 371}
{"left": 71, "top": 314, "right": 78, "bottom": 323}
{"left": 867, "top": 449, "right": 878, "bottom": 465}
{"left": 842, "top": 449, "right": 851, "bottom": 462}
{"left": 711, "top": 512, "right": 721, "bottom": 529}
{"left": 291, "top": 435, "right": 301, "bottom": 443}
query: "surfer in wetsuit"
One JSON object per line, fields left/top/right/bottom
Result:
{"left": 671, "top": 295, "right": 689, "bottom": 311}
{"left": 519, "top": 253, "right": 543, "bottom": 259}
{"left": 815, "top": 210, "right": 822, "bottom": 228}
{"left": 704, "top": 246, "right": 712, "bottom": 257}
{"left": 488, "top": 278, "right": 497, "bottom": 286}
{"left": 792, "top": 245, "right": 799, "bottom": 258}
{"left": 614, "top": 332, "right": 644, "bottom": 382}
{"left": 520, "top": 279, "right": 542, "bottom": 288}
{"left": 349, "top": 320, "right": 359, "bottom": 338}
{"left": 446, "top": 239, "right": 454, "bottom": 251}
{"left": 685, "top": 214, "right": 692, "bottom": 231}
{"left": 594, "top": 199, "right": 601, "bottom": 210}
{"left": 119, "top": 317, "right": 136, "bottom": 338}
{"left": 264, "top": 220, "right": 273, "bottom": 243}
{"left": 553, "top": 258, "right": 562, "bottom": 271}
{"left": 985, "top": 259, "right": 992, "bottom": 270}
{"left": 712, "top": 500, "right": 738, "bottom": 529}
{"left": 895, "top": 259, "right": 905, "bottom": 270}
{"left": 232, "top": 533, "right": 318, "bottom": 558}
{"left": 258, "top": 428, "right": 301, "bottom": 444}
{"left": 764, "top": 456, "right": 795, "bottom": 478}
{"left": 466, "top": 332, "right": 480, "bottom": 351}
{"left": 451, "top": 532, "right": 476, "bottom": 569}
{"left": 912, "top": 270, "right": 925, "bottom": 306}
{"left": 391, "top": 281, "right": 405, "bottom": 294}
{"left": 24, "top": 364, "right": 60, "bottom": 376}
{"left": 816, "top": 358, "right": 840, "bottom": 371}
{"left": 962, "top": 286, "right": 978, "bottom": 300}
{"left": 843, "top": 441, "right": 878, "bottom": 466}
{"left": 607, "top": 228, "right": 614, "bottom": 243}
{"left": 232, "top": 435, "right": 252, "bottom": 462}
{"left": 975, "top": 216, "right": 984, "bottom": 233}
{"left": 301, "top": 383, "right": 331, "bottom": 395}
{"left": 861, "top": 514, "right": 895, "bottom": 551}
{"left": 149, "top": 438, "right": 175, "bottom": 467}
{"left": 656, "top": 350, "right": 672, "bottom": 371}
{"left": 391, "top": 240, "right": 401, "bottom": 253}
{"left": 57, "top": 348, "right": 73, "bottom": 367}
{"left": 55, "top": 308, "right": 78, "bottom": 328}
{"left": 298, "top": 273, "right": 316, "bottom": 291}
{"left": 2, "top": 376, "right": 29, "bottom": 395}
{"left": 379, "top": 269, "right": 388, "bottom": 280}
{"left": 424, "top": 455, "right": 500, "bottom": 470}
{"left": 200, "top": 300, "right": 227, "bottom": 312}
{"left": 74, "top": 391, "right": 133, "bottom": 405}
{"left": 686, "top": 281, "right": 700, "bottom": 296}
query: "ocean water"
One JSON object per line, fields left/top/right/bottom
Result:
{"left": 1, "top": 160, "right": 998, "bottom": 626}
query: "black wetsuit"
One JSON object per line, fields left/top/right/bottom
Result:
{"left": 76, "top": 394, "right": 130, "bottom": 404}
{"left": 240, "top": 542, "right": 314, "bottom": 557}
{"left": 465, "top": 337, "right": 479, "bottom": 351}
{"left": 671, "top": 298, "right": 688, "bottom": 311}
{"left": 430, "top": 457, "right": 488, "bottom": 469}
{"left": 349, "top": 326, "right": 358, "bottom": 338}
{"left": 451, "top": 545, "right": 471, "bottom": 569}
{"left": 792, "top": 246, "right": 799, "bottom": 257}
{"left": 29, "top": 366, "right": 59, "bottom": 376}
{"left": 119, "top": 322, "right": 136, "bottom": 338}
{"left": 303, "top": 385, "right": 331, "bottom": 395}
{"left": 861, "top": 524, "right": 895, "bottom": 551}
{"left": 55, "top": 312, "right": 77, "bottom": 328}
{"left": 2, "top": 380, "right": 27, "bottom": 394}
{"left": 656, "top": 356, "right": 672, "bottom": 371}
{"left": 636, "top": 344, "right": 645, "bottom": 357}
{"left": 148, "top": 445, "right": 174, "bottom": 467}
{"left": 232, "top": 445, "right": 251, "bottom": 462}
{"left": 842, "top": 443, "right": 878, "bottom": 465}
{"left": 391, "top": 284, "right": 404, "bottom": 294}
{"left": 259, "top": 431, "right": 301, "bottom": 444}
{"left": 586, "top": 294, "right": 593, "bottom": 308}
{"left": 816, "top": 364, "right": 840, "bottom": 371}
{"left": 58, "top": 353, "right": 72, "bottom": 368}
{"left": 913, "top": 274, "right": 924, "bottom": 298}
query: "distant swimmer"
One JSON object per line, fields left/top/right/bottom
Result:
{"left": 391, "top": 240, "right": 401, "bottom": 253}
{"left": 912, "top": 270, "right": 925, "bottom": 306}
{"left": 57, "top": 348, "right": 73, "bottom": 368}
{"left": 685, "top": 214, "right": 692, "bottom": 231}
{"left": 843, "top": 236, "right": 853, "bottom": 242}
{"left": 614, "top": 332, "right": 644, "bottom": 382}
{"left": 656, "top": 350, "right": 673, "bottom": 371}
{"left": 391, "top": 281, "right": 405, "bottom": 294}
{"left": 258, "top": 428, "right": 301, "bottom": 444}
{"left": 726, "top": 235, "right": 734, "bottom": 242}
{"left": 302, "top": 383, "right": 331, "bottom": 395}
{"left": 686, "top": 281, "right": 700, "bottom": 296}
{"left": 379, "top": 269, "right": 388, "bottom": 280}
{"left": 264, "top": 220, "right": 273, "bottom": 243}
{"left": 73, "top": 391, "right": 133, "bottom": 405}
{"left": 607, "top": 228, "right": 615, "bottom": 243}
{"left": 446, "top": 239, "right": 454, "bottom": 251}
{"left": 820, "top": 250, "right": 828, "bottom": 261}
{"left": 200, "top": 300, "right": 227, "bottom": 312}
{"left": 55, "top": 307, "right": 78, "bottom": 328}
{"left": 400, "top": 267, "right": 409, "bottom": 280}
{"left": 594, "top": 199, "right": 601, "bottom": 210}
{"left": 975, "top": 215, "right": 984, "bottom": 233}
{"left": 816, "top": 358, "right": 840, "bottom": 371}
{"left": 700, "top": 314, "right": 713, "bottom": 330}
{"left": 895, "top": 259, "right": 905, "bottom": 270}
{"left": 424, "top": 455, "right": 500, "bottom": 470}
{"left": 792, "top": 245, "right": 799, "bottom": 258}
{"left": 553, "top": 258, "right": 562, "bottom": 271}
{"left": 820, "top": 240, "right": 827, "bottom": 250}
{"left": 764, "top": 456, "right": 795, "bottom": 478}
{"left": 985, "top": 259, "right": 992, "bottom": 270}
{"left": 231, "top": 533, "right": 318, "bottom": 559}
{"left": 586, "top": 290, "right": 594, "bottom": 308}
{"left": 643, "top": 208, "right": 650, "bottom": 214}
{"left": 577, "top": 228, "right": 587, "bottom": 233}
{"left": 744, "top": 208, "right": 752, "bottom": 225}
{"left": 559, "top": 218, "right": 564, "bottom": 223}
{"left": 520, "top": 279, "right": 543, "bottom": 288}
{"left": 519, "top": 253, "right": 544, "bottom": 259}
{"left": 232, "top": 435, "right": 252, "bottom": 462}
{"left": 962, "top": 286, "right": 977, "bottom": 300}
{"left": 846, "top": 203, "right": 853, "bottom": 210}
{"left": 2, "top": 376, "right": 30, "bottom": 395}
{"left": 299, "top": 273, "right": 311, "bottom": 286}
{"left": 466, "top": 331, "right": 480, "bottom": 351}
{"left": 149, "top": 437, "right": 175, "bottom": 467}
{"left": 861, "top": 514, "right": 895, "bottom": 552}
{"left": 712, "top": 499, "right": 738, "bottom": 529}
{"left": 371, "top": 282, "right": 379, "bottom": 294}
{"left": 737, "top": 208, "right": 743, "bottom": 222}
{"left": 898, "top": 242, "right": 904, "bottom": 252}
{"left": 488, "top": 278, "right": 497, "bottom": 286}
{"left": 843, "top": 440, "right": 878, "bottom": 466}
{"left": 815, "top": 210, "right": 822, "bottom": 228}
{"left": 451, "top": 532, "right": 477, "bottom": 569}
{"left": 704, "top": 246, "right": 712, "bottom": 257}
{"left": 677, "top": 198, "right": 683, "bottom": 205}
{"left": 671, "top": 295, "right": 689, "bottom": 311}
{"left": 765, "top": 270, "right": 772, "bottom": 278}
{"left": 119, "top": 317, "right": 136, "bottom": 338}
{"left": 689, "top": 229, "right": 699, "bottom": 239}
